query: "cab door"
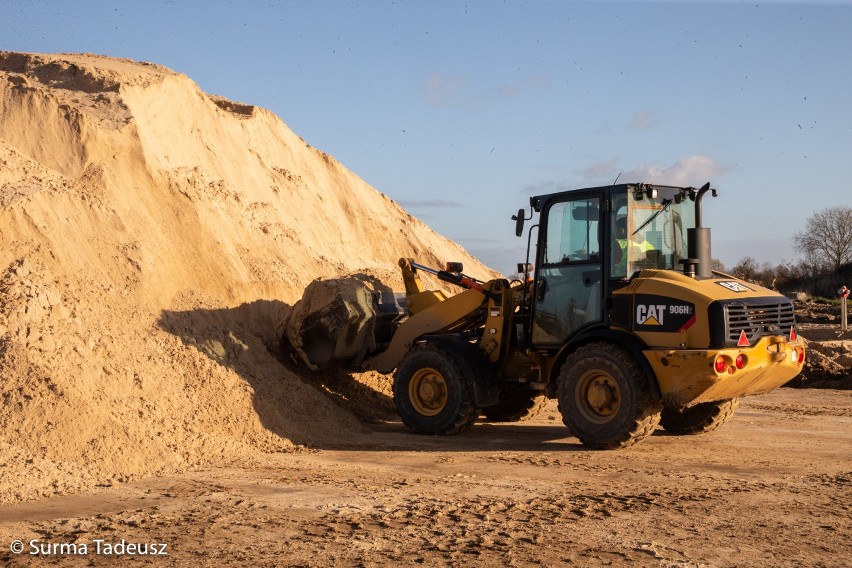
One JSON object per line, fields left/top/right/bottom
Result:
{"left": 531, "top": 194, "right": 604, "bottom": 346}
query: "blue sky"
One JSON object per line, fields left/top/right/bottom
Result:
{"left": 3, "top": 0, "right": 851, "bottom": 274}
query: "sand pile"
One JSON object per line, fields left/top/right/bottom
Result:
{"left": 0, "top": 52, "right": 495, "bottom": 503}
{"left": 791, "top": 302, "right": 852, "bottom": 388}
{"left": 795, "top": 328, "right": 852, "bottom": 389}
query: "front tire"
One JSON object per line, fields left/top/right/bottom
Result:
{"left": 557, "top": 342, "right": 662, "bottom": 449}
{"left": 660, "top": 398, "right": 740, "bottom": 435}
{"left": 393, "top": 342, "right": 479, "bottom": 435}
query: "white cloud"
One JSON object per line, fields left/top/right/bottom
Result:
{"left": 622, "top": 155, "right": 726, "bottom": 186}
{"left": 519, "top": 155, "right": 723, "bottom": 201}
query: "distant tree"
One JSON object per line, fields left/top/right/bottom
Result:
{"left": 793, "top": 206, "right": 852, "bottom": 271}
{"left": 732, "top": 257, "right": 758, "bottom": 282}
{"left": 771, "top": 256, "right": 838, "bottom": 297}
{"left": 758, "top": 261, "right": 777, "bottom": 289}
{"left": 711, "top": 258, "right": 725, "bottom": 273}
{"left": 774, "top": 261, "right": 796, "bottom": 290}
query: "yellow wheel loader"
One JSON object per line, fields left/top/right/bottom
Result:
{"left": 284, "top": 182, "right": 805, "bottom": 449}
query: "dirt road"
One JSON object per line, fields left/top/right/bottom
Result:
{"left": 1, "top": 388, "right": 849, "bottom": 567}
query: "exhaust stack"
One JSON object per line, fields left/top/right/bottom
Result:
{"left": 685, "top": 182, "right": 717, "bottom": 279}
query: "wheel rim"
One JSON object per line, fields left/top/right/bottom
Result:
{"left": 409, "top": 367, "right": 448, "bottom": 417}
{"left": 575, "top": 370, "right": 621, "bottom": 423}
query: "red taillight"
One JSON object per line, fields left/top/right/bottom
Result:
{"left": 714, "top": 355, "right": 727, "bottom": 373}
{"left": 797, "top": 349, "right": 805, "bottom": 365}
{"left": 735, "top": 354, "right": 747, "bottom": 369}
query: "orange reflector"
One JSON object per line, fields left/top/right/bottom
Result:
{"left": 737, "top": 330, "right": 750, "bottom": 347}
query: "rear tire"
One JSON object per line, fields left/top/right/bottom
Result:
{"left": 393, "top": 343, "right": 479, "bottom": 435}
{"left": 660, "top": 398, "right": 740, "bottom": 435}
{"left": 557, "top": 342, "right": 662, "bottom": 449}
{"left": 481, "top": 391, "right": 546, "bottom": 422}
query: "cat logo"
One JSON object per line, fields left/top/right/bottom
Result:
{"left": 636, "top": 304, "right": 666, "bottom": 326}
{"left": 631, "top": 295, "right": 696, "bottom": 332}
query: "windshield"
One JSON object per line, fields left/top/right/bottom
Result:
{"left": 611, "top": 185, "right": 695, "bottom": 278}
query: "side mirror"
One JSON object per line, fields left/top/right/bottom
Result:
{"left": 513, "top": 208, "right": 525, "bottom": 237}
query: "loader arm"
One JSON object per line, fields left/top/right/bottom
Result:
{"left": 361, "top": 288, "right": 489, "bottom": 373}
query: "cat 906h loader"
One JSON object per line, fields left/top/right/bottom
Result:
{"left": 284, "top": 182, "right": 805, "bottom": 449}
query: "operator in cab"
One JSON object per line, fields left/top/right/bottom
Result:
{"left": 614, "top": 216, "right": 656, "bottom": 276}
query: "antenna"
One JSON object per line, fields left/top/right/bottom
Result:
{"left": 612, "top": 171, "right": 622, "bottom": 185}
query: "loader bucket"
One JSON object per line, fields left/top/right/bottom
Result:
{"left": 283, "top": 276, "right": 403, "bottom": 370}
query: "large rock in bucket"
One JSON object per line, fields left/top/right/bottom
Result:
{"left": 283, "top": 276, "right": 403, "bottom": 370}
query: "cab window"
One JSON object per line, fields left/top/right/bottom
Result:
{"left": 543, "top": 198, "right": 600, "bottom": 264}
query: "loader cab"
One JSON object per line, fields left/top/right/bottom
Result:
{"left": 529, "top": 191, "right": 604, "bottom": 346}
{"left": 525, "top": 183, "right": 696, "bottom": 347}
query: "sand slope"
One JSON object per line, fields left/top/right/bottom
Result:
{"left": 0, "top": 52, "right": 495, "bottom": 503}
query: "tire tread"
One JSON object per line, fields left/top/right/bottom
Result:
{"left": 557, "top": 342, "right": 661, "bottom": 449}
{"left": 481, "top": 393, "right": 547, "bottom": 422}
{"left": 660, "top": 398, "right": 740, "bottom": 435}
{"left": 394, "top": 343, "right": 479, "bottom": 436}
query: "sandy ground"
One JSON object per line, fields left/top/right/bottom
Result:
{"left": 1, "top": 388, "right": 849, "bottom": 567}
